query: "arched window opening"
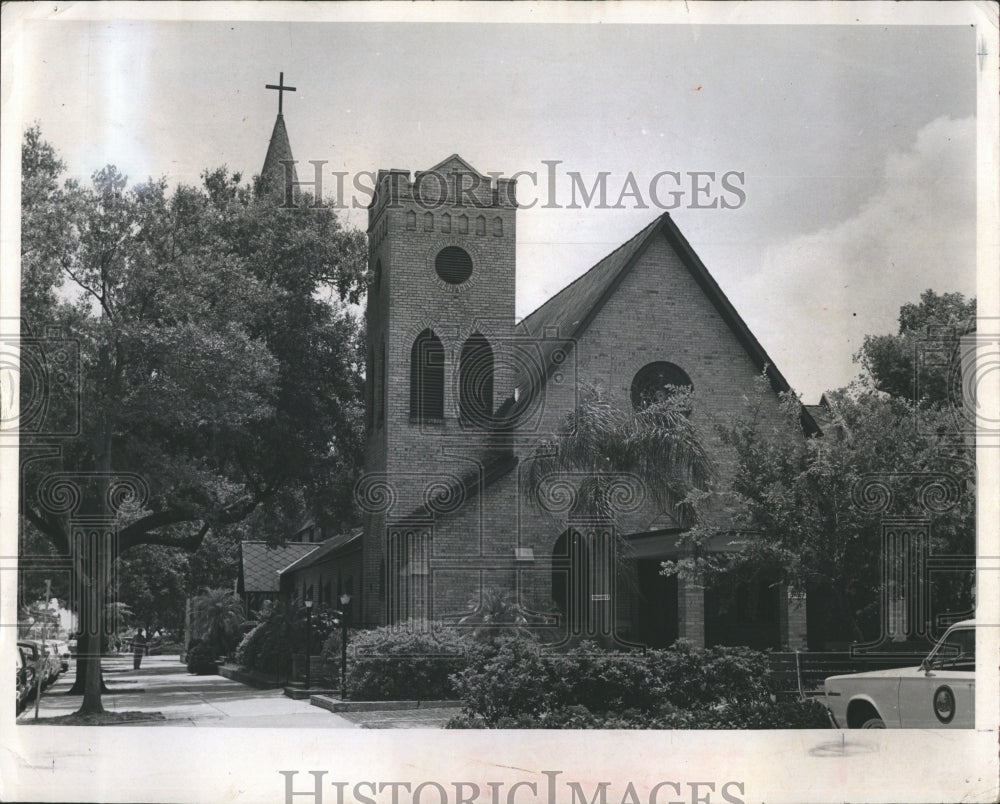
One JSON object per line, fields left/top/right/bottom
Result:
{"left": 459, "top": 333, "right": 494, "bottom": 425}
{"left": 410, "top": 329, "right": 445, "bottom": 421}
{"left": 630, "top": 361, "right": 693, "bottom": 413}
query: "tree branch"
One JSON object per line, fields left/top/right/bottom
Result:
{"left": 22, "top": 505, "right": 69, "bottom": 553}
{"left": 118, "top": 509, "right": 199, "bottom": 550}
{"left": 122, "top": 520, "right": 211, "bottom": 553}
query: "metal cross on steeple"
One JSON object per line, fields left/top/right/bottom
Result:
{"left": 265, "top": 72, "right": 296, "bottom": 115}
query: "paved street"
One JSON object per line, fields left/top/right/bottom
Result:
{"left": 18, "top": 654, "right": 368, "bottom": 728}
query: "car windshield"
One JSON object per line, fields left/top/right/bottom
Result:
{"left": 929, "top": 627, "right": 975, "bottom": 671}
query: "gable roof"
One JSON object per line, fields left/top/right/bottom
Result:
{"left": 376, "top": 210, "right": 821, "bottom": 535}
{"left": 278, "top": 528, "right": 364, "bottom": 576}
{"left": 419, "top": 153, "right": 488, "bottom": 178}
{"left": 502, "top": 211, "right": 820, "bottom": 436}
{"left": 240, "top": 541, "right": 318, "bottom": 593}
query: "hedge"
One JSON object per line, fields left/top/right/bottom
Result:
{"left": 448, "top": 638, "right": 831, "bottom": 729}
{"left": 343, "top": 622, "right": 472, "bottom": 701}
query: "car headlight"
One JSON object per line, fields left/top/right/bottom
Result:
{"left": 933, "top": 685, "right": 956, "bottom": 724}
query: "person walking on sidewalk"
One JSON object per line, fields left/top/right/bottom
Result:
{"left": 133, "top": 628, "right": 147, "bottom": 670}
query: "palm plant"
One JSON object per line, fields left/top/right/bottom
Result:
{"left": 456, "top": 587, "right": 550, "bottom": 644}
{"left": 525, "top": 386, "right": 714, "bottom": 527}
{"left": 190, "top": 588, "right": 246, "bottom": 658}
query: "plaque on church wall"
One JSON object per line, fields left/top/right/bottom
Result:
{"left": 1, "top": 3, "right": 997, "bottom": 804}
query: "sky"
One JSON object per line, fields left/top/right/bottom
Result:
{"left": 13, "top": 15, "right": 979, "bottom": 400}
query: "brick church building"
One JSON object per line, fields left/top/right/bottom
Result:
{"left": 261, "top": 107, "right": 822, "bottom": 651}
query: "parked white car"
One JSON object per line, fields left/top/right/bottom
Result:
{"left": 824, "top": 619, "right": 975, "bottom": 728}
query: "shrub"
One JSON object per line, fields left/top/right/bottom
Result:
{"left": 235, "top": 601, "right": 343, "bottom": 677}
{"left": 190, "top": 589, "right": 246, "bottom": 659}
{"left": 450, "top": 587, "right": 559, "bottom": 645}
{"left": 644, "top": 641, "right": 772, "bottom": 708}
{"left": 451, "top": 639, "right": 785, "bottom": 727}
{"left": 450, "top": 637, "right": 561, "bottom": 722}
{"left": 345, "top": 622, "right": 471, "bottom": 701}
{"left": 186, "top": 640, "right": 218, "bottom": 675}
{"left": 447, "top": 697, "right": 831, "bottom": 730}
{"left": 317, "top": 626, "right": 364, "bottom": 687}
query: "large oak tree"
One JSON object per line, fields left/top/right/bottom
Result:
{"left": 19, "top": 127, "right": 367, "bottom": 713}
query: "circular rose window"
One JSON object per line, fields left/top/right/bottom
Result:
{"left": 435, "top": 246, "right": 473, "bottom": 285}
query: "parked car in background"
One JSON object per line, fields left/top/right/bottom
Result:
{"left": 15, "top": 646, "right": 33, "bottom": 714}
{"left": 17, "top": 641, "right": 44, "bottom": 694}
{"left": 824, "top": 619, "right": 976, "bottom": 728}
{"left": 18, "top": 640, "right": 60, "bottom": 688}
{"left": 51, "top": 640, "right": 71, "bottom": 672}
{"left": 39, "top": 642, "right": 62, "bottom": 685}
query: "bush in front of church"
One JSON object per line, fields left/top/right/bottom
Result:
{"left": 447, "top": 638, "right": 828, "bottom": 728}
{"left": 342, "top": 622, "right": 472, "bottom": 701}
{"left": 186, "top": 640, "right": 219, "bottom": 675}
{"left": 235, "top": 600, "right": 343, "bottom": 679}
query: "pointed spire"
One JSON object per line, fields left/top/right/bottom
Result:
{"left": 258, "top": 113, "right": 299, "bottom": 200}
{"left": 257, "top": 73, "right": 298, "bottom": 201}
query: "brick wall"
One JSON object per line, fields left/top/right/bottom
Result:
{"left": 358, "top": 195, "right": 805, "bottom": 640}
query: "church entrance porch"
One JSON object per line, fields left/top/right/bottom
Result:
{"left": 549, "top": 528, "right": 797, "bottom": 651}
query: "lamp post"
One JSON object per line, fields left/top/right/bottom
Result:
{"left": 304, "top": 595, "right": 313, "bottom": 691}
{"left": 338, "top": 593, "right": 351, "bottom": 700}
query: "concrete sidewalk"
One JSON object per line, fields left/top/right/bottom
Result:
{"left": 18, "top": 654, "right": 360, "bottom": 728}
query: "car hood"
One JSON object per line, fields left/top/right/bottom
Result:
{"left": 826, "top": 666, "right": 920, "bottom": 683}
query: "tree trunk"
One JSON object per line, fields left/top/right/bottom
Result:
{"left": 75, "top": 341, "right": 114, "bottom": 715}
{"left": 65, "top": 630, "right": 110, "bottom": 695}
{"left": 77, "top": 551, "right": 107, "bottom": 714}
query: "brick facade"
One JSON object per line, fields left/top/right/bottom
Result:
{"left": 305, "top": 154, "right": 812, "bottom": 648}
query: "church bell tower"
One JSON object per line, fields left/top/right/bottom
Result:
{"left": 361, "top": 155, "right": 518, "bottom": 624}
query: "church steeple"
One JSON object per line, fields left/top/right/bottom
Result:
{"left": 258, "top": 72, "right": 299, "bottom": 199}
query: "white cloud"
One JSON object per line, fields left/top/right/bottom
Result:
{"left": 735, "top": 115, "right": 976, "bottom": 399}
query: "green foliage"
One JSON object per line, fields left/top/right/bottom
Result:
{"left": 525, "top": 386, "right": 714, "bottom": 527}
{"left": 453, "top": 587, "right": 554, "bottom": 645}
{"left": 190, "top": 589, "right": 246, "bottom": 657}
{"left": 235, "top": 602, "right": 297, "bottom": 676}
{"left": 447, "top": 638, "right": 827, "bottom": 729}
{"left": 19, "top": 126, "right": 367, "bottom": 712}
{"left": 343, "top": 623, "right": 471, "bottom": 701}
{"left": 185, "top": 640, "right": 218, "bottom": 675}
{"left": 235, "top": 600, "right": 341, "bottom": 676}
{"left": 449, "top": 697, "right": 830, "bottom": 729}
{"left": 450, "top": 638, "right": 776, "bottom": 727}
{"left": 857, "top": 289, "right": 975, "bottom": 405}
{"left": 114, "top": 546, "right": 189, "bottom": 634}
{"left": 668, "top": 367, "right": 975, "bottom": 644}
{"left": 19, "top": 127, "right": 367, "bottom": 562}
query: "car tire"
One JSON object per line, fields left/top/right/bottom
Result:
{"left": 860, "top": 716, "right": 886, "bottom": 729}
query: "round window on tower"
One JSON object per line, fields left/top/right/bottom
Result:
{"left": 435, "top": 246, "right": 473, "bottom": 285}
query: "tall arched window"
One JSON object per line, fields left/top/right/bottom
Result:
{"left": 460, "top": 333, "right": 494, "bottom": 424}
{"left": 410, "top": 329, "right": 444, "bottom": 421}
